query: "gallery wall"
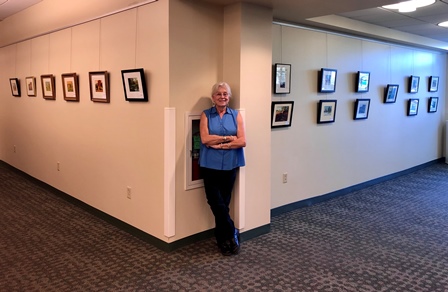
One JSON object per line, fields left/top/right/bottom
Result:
{"left": 271, "top": 24, "right": 446, "bottom": 209}
{"left": 0, "top": 0, "right": 273, "bottom": 245}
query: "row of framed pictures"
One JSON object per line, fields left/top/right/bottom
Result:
{"left": 273, "top": 63, "right": 440, "bottom": 95}
{"left": 8, "top": 68, "right": 148, "bottom": 102}
{"left": 271, "top": 97, "right": 439, "bottom": 128}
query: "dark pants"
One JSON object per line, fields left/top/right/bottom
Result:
{"left": 201, "top": 167, "right": 237, "bottom": 244}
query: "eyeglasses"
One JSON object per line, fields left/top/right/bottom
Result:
{"left": 214, "top": 92, "right": 228, "bottom": 97}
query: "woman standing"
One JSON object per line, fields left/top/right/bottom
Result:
{"left": 199, "top": 82, "right": 246, "bottom": 256}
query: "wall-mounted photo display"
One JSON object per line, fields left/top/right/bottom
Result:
{"left": 271, "top": 101, "right": 294, "bottom": 128}
{"left": 409, "top": 75, "right": 420, "bottom": 93}
{"left": 273, "top": 63, "right": 291, "bottom": 94}
{"left": 354, "top": 99, "right": 370, "bottom": 120}
{"left": 356, "top": 71, "right": 370, "bottom": 93}
{"left": 121, "top": 68, "right": 148, "bottom": 101}
{"left": 407, "top": 98, "right": 419, "bottom": 116}
{"left": 317, "top": 100, "right": 337, "bottom": 123}
{"left": 26, "top": 77, "right": 36, "bottom": 96}
{"left": 428, "top": 76, "right": 439, "bottom": 92}
{"left": 384, "top": 84, "right": 399, "bottom": 103}
{"left": 428, "top": 97, "right": 438, "bottom": 113}
{"left": 9, "top": 78, "right": 20, "bottom": 97}
{"left": 89, "top": 71, "right": 110, "bottom": 103}
{"left": 318, "top": 68, "right": 337, "bottom": 93}
{"left": 40, "top": 74, "right": 56, "bottom": 100}
{"left": 61, "top": 73, "right": 79, "bottom": 102}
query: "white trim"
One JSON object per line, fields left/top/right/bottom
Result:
{"left": 164, "top": 107, "right": 176, "bottom": 238}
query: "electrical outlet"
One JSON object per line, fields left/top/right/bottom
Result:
{"left": 127, "top": 186, "right": 132, "bottom": 199}
{"left": 283, "top": 172, "right": 287, "bottom": 183}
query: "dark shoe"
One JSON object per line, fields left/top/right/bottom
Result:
{"left": 229, "top": 229, "right": 240, "bottom": 255}
{"left": 218, "top": 241, "right": 232, "bottom": 256}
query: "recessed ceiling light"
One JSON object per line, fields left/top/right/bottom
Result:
{"left": 438, "top": 21, "right": 448, "bottom": 27}
{"left": 382, "top": 0, "right": 435, "bottom": 13}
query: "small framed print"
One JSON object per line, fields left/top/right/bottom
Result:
{"left": 273, "top": 63, "right": 291, "bottom": 94}
{"left": 61, "top": 73, "right": 79, "bottom": 101}
{"left": 356, "top": 71, "right": 370, "bottom": 92}
{"left": 318, "top": 68, "right": 337, "bottom": 93}
{"left": 384, "top": 84, "right": 399, "bottom": 103}
{"left": 409, "top": 75, "right": 420, "bottom": 93}
{"left": 26, "top": 77, "right": 36, "bottom": 96}
{"left": 354, "top": 99, "right": 370, "bottom": 120}
{"left": 428, "top": 97, "right": 438, "bottom": 113}
{"left": 271, "top": 101, "right": 294, "bottom": 128}
{"left": 41, "top": 74, "right": 56, "bottom": 99}
{"left": 407, "top": 98, "right": 419, "bottom": 116}
{"left": 9, "top": 78, "right": 20, "bottom": 97}
{"left": 89, "top": 71, "right": 110, "bottom": 103}
{"left": 317, "top": 100, "right": 337, "bottom": 124}
{"left": 121, "top": 68, "right": 148, "bottom": 101}
{"left": 429, "top": 76, "right": 439, "bottom": 92}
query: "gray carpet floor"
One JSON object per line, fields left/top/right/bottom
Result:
{"left": 1, "top": 162, "right": 448, "bottom": 291}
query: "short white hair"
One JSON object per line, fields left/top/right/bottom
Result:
{"left": 211, "top": 82, "right": 232, "bottom": 97}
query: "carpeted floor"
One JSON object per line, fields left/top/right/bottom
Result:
{"left": 1, "top": 161, "right": 448, "bottom": 291}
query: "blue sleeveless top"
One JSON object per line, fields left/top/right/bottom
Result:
{"left": 199, "top": 107, "right": 245, "bottom": 170}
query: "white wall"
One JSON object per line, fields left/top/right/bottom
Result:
{"left": 271, "top": 24, "right": 446, "bottom": 209}
{"left": 0, "top": 1, "right": 171, "bottom": 239}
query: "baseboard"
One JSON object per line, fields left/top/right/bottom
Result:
{"left": 2, "top": 158, "right": 442, "bottom": 251}
{"left": 271, "top": 158, "right": 445, "bottom": 217}
{"left": 0, "top": 160, "right": 270, "bottom": 252}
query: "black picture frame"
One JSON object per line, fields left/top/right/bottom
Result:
{"left": 271, "top": 101, "right": 294, "bottom": 128}
{"left": 429, "top": 76, "right": 439, "bottom": 92}
{"left": 354, "top": 99, "right": 371, "bottom": 120}
{"left": 318, "top": 68, "right": 337, "bottom": 93}
{"left": 121, "top": 68, "right": 148, "bottom": 102}
{"left": 384, "top": 84, "right": 399, "bottom": 103}
{"left": 428, "top": 97, "right": 438, "bottom": 113}
{"left": 356, "top": 71, "right": 370, "bottom": 92}
{"left": 273, "top": 63, "right": 291, "bottom": 94}
{"left": 409, "top": 75, "right": 420, "bottom": 93}
{"left": 317, "top": 100, "right": 337, "bottom": 124}
{"left": 407, "top": 98, "right": 419, "bottom": 116}
{"left": 9, "top": 78, "right": 20, "bottom": 97}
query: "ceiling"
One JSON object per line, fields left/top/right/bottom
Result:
{"left": 1, "top": 0, "right": 448, "bottom": 43}
{"left": 199, "top": 0, "right": 448, "bottom": 43}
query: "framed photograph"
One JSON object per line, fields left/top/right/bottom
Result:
{"left": 429, "top": 76, "right": 439, "bottom": 92}
{"left": 61, "top": 73, "right": 79, "bottom": 101}
{"left": 89, "top": 71, "right": 110, "bottom": 103}
{"left": 384, "top": 84, "right": 399, "bottom": 103}
{"left": 356, "top": 71, "right": 370, "bottom": 92}
{"left": 273, "top": 63, "right": 291, "bottom": 94}
{"left": 409, "top": 75, "right": 420, "bottom": 93}
{"left": 318, "top": 68, "right": 337, "bottom": 93}
{"left": 354, "top": 99, "right": 371, "bottom": 120}
{"left": 428, "top": 97, "right": 438, "bottom": 113}
{"left": 40, "top": 74, "right": 56, "bottom": 100}
{"left": 121, "top": 68, "right": 148, "bottom": 101}
{"left": 25, "top": 77, "right": 36, "bottom": 96}
{"left": 407, "top": 98, "right": 419, "bottom": 116}
{"left": 9, "top": 78, "right": 20, "bottom": 97}
{"left": 317, "top": 100, "right": 337, "bottom": 124}
{"left": 271, "top": 101, "right": 294, "bottom": 128}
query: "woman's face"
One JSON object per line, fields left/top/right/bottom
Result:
{"left": 212, "top": 86, "right": 230, "bottom": 107}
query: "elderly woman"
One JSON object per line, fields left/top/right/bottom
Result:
{"left": 199, "top": 82, "right": 246, "bottom": 256}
